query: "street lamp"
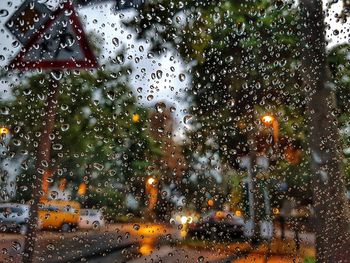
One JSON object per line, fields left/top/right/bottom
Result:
{"left": 145, "top": 177, "right": 157, "bottom": 219}
{"left": 261, "top": 114, "right": 279, "bottom": 146}
{"left": 0, "top": 127, "right": 10, "bottom": 136}
{"left": 147, "top": 177, "right": 155, "bottom": 186}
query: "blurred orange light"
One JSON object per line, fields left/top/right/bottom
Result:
{"left": 0, "top": 127, "right": 10, "bottom": 135}
{"left": 235, "top": 210, "right": 242, "bottom": 217}
{"left": 261, "top": 115, "right": 274, "bottom": 125}
{"left": 78, "top": 183, "right": 87, "bottom": 196}
{"left": 147, "top": 177, "right": 155, "bottom": 185}
{"left": 273, "top": 208, "right": 280, "bottom": 215}
{"left": 207, "top": 199, "right": 214, "bottom": 206}
{"left": 132, "top": 113, "right": 140, "bottom": 123}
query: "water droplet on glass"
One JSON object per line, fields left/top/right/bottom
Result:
{"left": 13, "top": 139, "right": 21, "bottom": 146}
{"left": 52, "top": 144, "right": 63, "bottom": 150}
{"left": 179, "top": 73, "right": 186, "bottom": 82}
{"left": 61, "top": 124, "right": 69, "bottom": 131}
{"left": 93, "top": 163, "right": 104, "bottom": 171}
{"left": 51, "top": 71, "right": 63, "bottom": 80}
{"left": 23, "top": 89, "right": 32, "bottom": 95}
{"left": 1, "top": 107, "right": 10, "bottom": 115}
{"left": 197, "top": 256, "right": 204, "bottom": 262}
{"left": 0, "top": 10, "right": 9, "bottom": 17}
{"left": 183, "top": 115, "right": 192, "bottom": 124}
{"left": 112, "top": 37, "right": 119, "bottom": 47}
{"left": 156, "top": 70, "right": 163, "bottom": 79}
{"left": 50, "top": 191, "right": 58, "bottom": 199}
{"left": 11, "top": 241, "right": 21, "bottom": 251}
{"left": 107, "top": 90, "right": 116, "bottom": 101}
{"left": 11, "top": 41, "right": 19, "bottom": 48}
{"left": 155, "top": 102, "right": 166, "bottom": 113}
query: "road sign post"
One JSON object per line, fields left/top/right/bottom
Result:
{"left": 7, "top": 1, "right": 98, "bottom": 262}
{"left": 22, "top": 74, "right": 60, "bottom": 263}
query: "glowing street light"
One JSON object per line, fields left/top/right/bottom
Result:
{"left": 146, "top": 177, "right": 157, "bottom": 218}
{"left": 261, "top": 114, "right": 279, "bottom": 146}
{"left": 147, "top": 177, "right": 155, "bottom": 186}
{"left": 261, "top": 115, "right": 274, "bottom": 125}
{"left": 0, "top": 127, "right": 10, "bottom": 136}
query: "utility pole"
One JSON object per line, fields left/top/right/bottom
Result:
{"left": 300, "top": 0, "right": 350, "bottom": 261}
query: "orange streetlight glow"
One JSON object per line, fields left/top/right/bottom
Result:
{"left": 78, "top": 183, "right": 87, "bottom": 196}
{"left": 147, "top": 177, "right": 155, "bottom": 185}
{"left": 261, "top": 115, "right": 274, "bottom": 125}
{"left": 132, "top": 113, "right": 140, "bottom": 123}
{"left": 0, "top": 127, "right": 10, "bottom": 135}
{"left": 261, "top": 114, "right": 279, "bottom": 146}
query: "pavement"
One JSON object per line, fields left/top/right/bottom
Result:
{"left": 0, "top": 224, "right": 316, "bottom": 263}
{"left": 0, "top": 223, "right": 175, "bottom": 263}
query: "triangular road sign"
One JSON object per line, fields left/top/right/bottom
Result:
{"left": 9, "top": 1, "right": 98, "bottom": 70}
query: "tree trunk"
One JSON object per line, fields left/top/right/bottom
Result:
{"left": 22, "top": 75, "right": 60, "bottom": 263}
{"left": 300, "top": 0, "right": 350, "bottom": 262}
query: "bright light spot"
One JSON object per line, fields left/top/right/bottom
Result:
{"left": 77, "top": 183, "right": 87, "bottom": 196}
{"left": 180, "top": 215, "right": 188, "bottom": 224}
{"left": 235, "top": 210, "right": 242, "bottom": 217}
{"left": 0, "top": 127, "right": 9, "bottom": 135}
{"left": 132, "top": 113, "right": 140, "bottom": 123}
{"left": 139, "top": 244, "right": 153, "bottom": 255}
{"left": 147, "top": 178, "right": 155, "bottom": 185}
{"left": 273, "top": 208, "right": 280, "bottom": 215}
{"left": 262, "top": 115, "right": 274, "bottom": 125}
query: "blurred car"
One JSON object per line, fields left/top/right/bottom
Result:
{"left": 0, "top": 203, "right": 29, "bottom": 235}
{"left": 187, "top": 210, "right": 245, "bottom": 240}
{"left": 79, "top": 209, "right": 105, "bottom": 229}
{"left": 38, "top": 200, "right": 81, "bottom": 232}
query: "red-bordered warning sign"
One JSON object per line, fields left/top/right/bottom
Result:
{"left": 9, "top": 1, "right": 98, "bottom": 70}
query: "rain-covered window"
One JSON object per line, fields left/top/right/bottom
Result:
{"left": 0, "top": 0, "right": 349, "bottom": 262}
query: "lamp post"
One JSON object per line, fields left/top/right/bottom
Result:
{"left": 146, "top": 177, "right": 157, "bottom": 219}
{"left": 261, "top": 114, "right": 279, "bottom": 147}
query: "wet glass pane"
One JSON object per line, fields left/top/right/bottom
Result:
{"left": 0, "top": 0, "right": 349, "bottom": 262}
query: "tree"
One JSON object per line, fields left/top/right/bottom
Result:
{"left": 299, "top": 0, "right": 350, "bottom": 261}
{"left": 124, "top": 0, "right": 350, "bottom": 259}
{"left": 0, "top": 54, "right": 160, "bottom": 208}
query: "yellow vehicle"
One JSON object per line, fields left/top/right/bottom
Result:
{"left": 38, "top": 200, "right": 80, "bottom": 232}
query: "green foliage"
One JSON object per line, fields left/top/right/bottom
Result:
{"left": 125, "top": 0, "right": 350, "bottom": 201}
{"left": 1, "top": 59, "right": 161, "bottom": 206}
{"left": 304, "top": 256, "right": 316, "bottom": 263}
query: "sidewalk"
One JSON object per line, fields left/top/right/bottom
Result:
{"left": 233, "top": 230, "right": 316, "bottom": 263}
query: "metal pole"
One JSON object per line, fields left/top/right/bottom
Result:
{"left": 22, "top": 72, "right": 60, "bottom": 263}
{"left": 272, "top": 119, "right": 279, "bottom": 147}
{"left": 246, "top": 155, "right": 255, "bottom": 227}
{"left": 246, "top": 153, "right": 261, "bottom": 241}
